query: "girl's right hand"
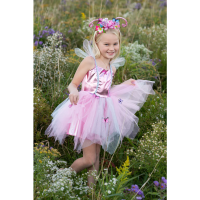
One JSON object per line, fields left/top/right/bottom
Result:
{"left": 69, "top": 90, "right": 79, "bottom": 105}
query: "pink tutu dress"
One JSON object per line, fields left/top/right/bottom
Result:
{"left": 45, "top": 40, "right": 155, "bottom": 154}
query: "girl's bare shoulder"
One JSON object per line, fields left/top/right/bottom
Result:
{"left": 80, "top": 56, "right": 95, "bottom": 71}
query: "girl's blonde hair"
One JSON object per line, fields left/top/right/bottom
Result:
{"left": 90, "top": 28, "right": 122, "bottom": 61}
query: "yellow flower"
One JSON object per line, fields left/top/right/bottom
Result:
{"left": 81, "top": 12, "right": 86, "bottom": 20}
{"left": 116, "top": 156, "right": 131, "bottom": 182}
{"left": 39, "top": 160, "right": 42, "bottom": 163}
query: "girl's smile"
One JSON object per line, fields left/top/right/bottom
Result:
{"left": 96, "top": 33, "right": 119, "bottom": 60}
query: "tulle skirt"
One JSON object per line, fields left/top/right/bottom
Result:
{"left": 45, "top": 80, "right": 155, "bottom": 154}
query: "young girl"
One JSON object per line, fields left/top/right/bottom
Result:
{"left": 45, "top": 17, "right": 155, "bottom": 186}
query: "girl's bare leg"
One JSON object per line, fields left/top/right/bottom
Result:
{"left": 87, "top": 144, "right": 101, "bottom": 187}
{"left": 70, "top": 143, "right": 98, "bottom": 173}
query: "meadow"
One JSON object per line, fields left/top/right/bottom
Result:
{"left": 34, "top": 0, "right": 167, "bottom": 199}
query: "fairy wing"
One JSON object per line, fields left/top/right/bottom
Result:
{"left": 111, "top": 57, "right": 125, "bottom": 69}
{"left": 74, "top": 39, "right": 95, "bottom": 59}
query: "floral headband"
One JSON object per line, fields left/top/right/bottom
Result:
{"left": 88, "top": 17, "right": 127, "bottom": 34}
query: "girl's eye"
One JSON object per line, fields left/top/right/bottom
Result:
{"left": 105, "top": 44, "right": 108, "bottom": 46}
{"left": 114, "top": 43, "right": 118, "bottom": 45}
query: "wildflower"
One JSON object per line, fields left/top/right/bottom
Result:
{"left": 161, "top": 177, "right": 167, "bottom": 184}
{"left": 39, "top": 160, "right": 42, "bottom": 163}
{"left": 68, "top": 28, "right": 72, "bottom": 33}
{"left": 81, "top": 12, "right": 86, "bottom": 20}
{"left": 107, "top": 190, "right": 111, "bottom": 194}
{"left": 39, "top": 41, "right": 43, "bottom": 45}
{"left": 160, "top": 183, "right": 166, "bottom": 190}
{"left": 132, "top": 184, "right": 139, "bottom": 189}
{"left": 34, "top": 41, "right": 38, "bottom": 46}
{"left": 153, "top": 181, "right": 159, "bottom": 187}
{"left": 160, "top": 1, "right": 167, "bottom": 7}
{"left": 135, "top": 3, "right": 142, "bottom": 10}
{"left": 104, "top": 183, "right": 108, "bottom": 185}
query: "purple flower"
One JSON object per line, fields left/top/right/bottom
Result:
{"left": 160, "top": 183, "right": 166, "bottom": 190}
{"left": 45, "top": 26, "right": 48, "bottom": 29}
{"left": 153, "top": 181, "right": 159, "bottom": 187}
{"left": 39, "top": 41, "right": 43, "bottom": 45}
{"left": 105, "top": 0, "right": 112, "bottom": 6}
{"left": 50, "top": 147, "right": 53, "bottom": 150}
{"left": 68, "top": 28, "right": 72, "bottom": 33}
{"left": 62, "top": 44, "right": 67, "bottom": 48}
{"left": 42, "top": 30, "right": 47, "bottom": 35}
{"left": 136, "top": 197, "right": 142, "bottom": 200}
{"left": 131, "top": 184, "right": 139, "bottom": 189}
{"left": 154, "top": 76, "right": 158, "bottom": 79}
{"left": 137, "top": 190, "right": 144, "bottom": 196}
{"left": 160, "top": 1, "right": 167, "bottom": 7}
{"left": 48, "top": 29, "right": 55, "bottom": 35}
{"left": 42, "top": 145, "right": 45, "bottom": 147}
{"left": 34, "top": 41, "right": 38, "bottom": 46}
{"left": 161, "top": 177, "right": 167, "bottom": 184}
{"left": 132, "top": 188, "right": 139, "bottom": 193}
{"left": 135, "top": 3, "right": 142, "bottom": 10}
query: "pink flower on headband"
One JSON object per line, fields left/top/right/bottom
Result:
{"left": 106, "top": 20, "right": 115, "bottom": 29}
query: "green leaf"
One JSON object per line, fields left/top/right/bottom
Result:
{"left": 147, "top": 192, "right": 159, "bottom": 195}
{"left": 104, "top": 193, "right": 124, "bottom": 198}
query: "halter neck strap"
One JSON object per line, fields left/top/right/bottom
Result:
{"left": 90, "top": 56, "right": 113, "bottom": 97}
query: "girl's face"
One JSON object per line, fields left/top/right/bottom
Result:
{"left": 97, "top": 32, "right": 119, "bottom": 60}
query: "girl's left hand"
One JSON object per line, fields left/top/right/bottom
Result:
{"left": 122, "top": 79, "right": 136, "bottom": 86}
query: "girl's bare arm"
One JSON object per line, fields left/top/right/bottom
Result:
{"left": 67, "top": 56, "right": 95, "bottom": 105}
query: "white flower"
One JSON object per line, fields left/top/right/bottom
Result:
{"left": 107, "top": 190, "right": 111, "bottom": 194}
{"left": 104, "top": 183, "right": 108, "bottom": 185}
{"left": 61, "top": 187, "right": 64, "bottom": 191}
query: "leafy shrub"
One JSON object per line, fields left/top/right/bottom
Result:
{"left": 34, "top": 142, "right": 90, "bottom": 200}
{"left": 121, "top": 41, "right": 152, "bottom": 63}
{"left": 136, "top": 91, "right": 166, "bottom": 138}
{"left": 138, "top": 24, "right": 167, "bottom": 58}
{"left": 34, "top": 27, "right": 68, "bottom": 51}
{"left": 34, "top": 87, "right": 52, "bottom": 143}
{"left": 33, "top": 32, "right": 67, "bottom": 90}
{"left": 128, "top": 121, "right": 167, "bottom": 182}
{"left": 149, "top": 177, "right": 167, "bottom": 200}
